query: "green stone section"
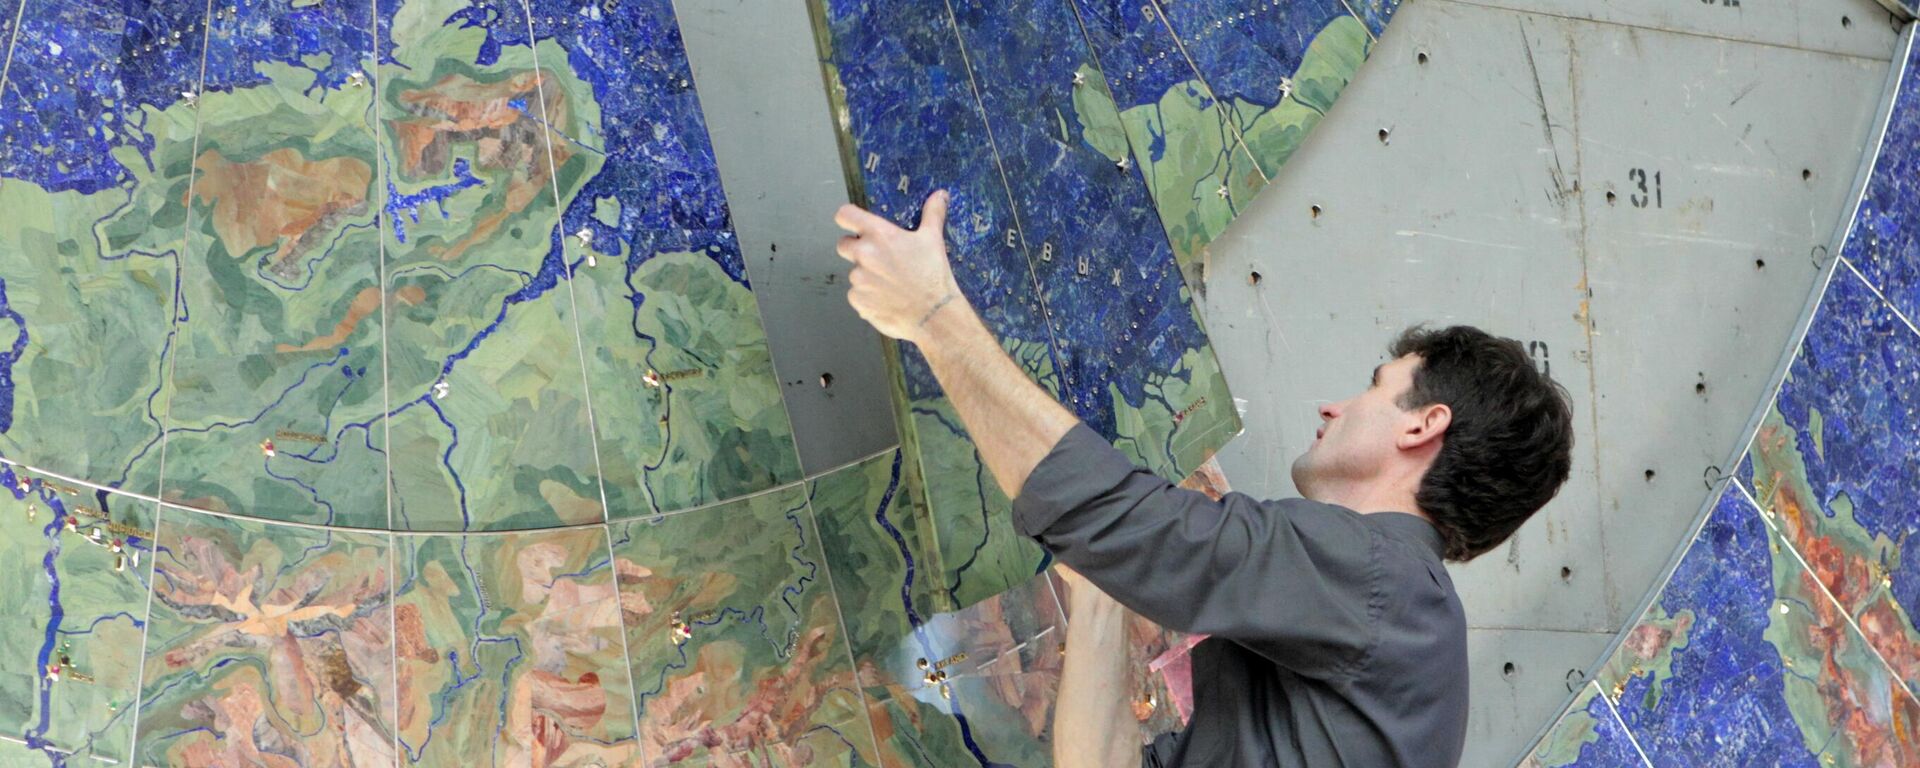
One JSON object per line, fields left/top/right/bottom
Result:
{"left": 0, "top": 481, "right": 150, "bottom": 764}
{"left": 1079, "top": 66, "right": 1263, "bottom": 275}
{"left": 1519, "top": 685, "right": 1609, "bottom": 768}
{"left": 378, "top": 0, "right": 605, "bottom": 531}
{"left": 0, "top": 108, "right": 187, "bottom": 496}
{"left": 578, "top": 246, "right": 800, "bottom": 520}
{"left": 610, "top": 484, "right": 873, "bottom": 763}
{"left": 155, "top": 55, "right": 388, "bottom": 527}
{"left": 1757, "top": 515, "right": 1906, "bottom": 768}
{"left": 1592, "top": 605, "right": 1693, "bottom": 713}
{"left": 1230, "top": 17, "right": 1371, "bottom": 180}
{"left": 909, "top": 396, "right": 1041, "bottom": 610}
{"left": 1746, "top": 404, "right": 1917, "bottom": 690}
{"left": 136, "top": 510, "right": 395, "bottom": 766}
{"left": 809, "top": 452, "right": 1063, "bottom": 768}
{"left": 1110, "top": 332, "right": 1241, "bottom": 481}
{"left": 392, "top": 527, "right": 638, "bottom": 766}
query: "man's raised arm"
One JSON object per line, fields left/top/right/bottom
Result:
{"left": 835, "top": 190, "right": 1377, "bottom": 681}
{"left": 833, "top": 190, "right": 1077, "bottom": 499}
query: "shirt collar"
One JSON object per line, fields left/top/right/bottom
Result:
{"left": 1367, "top": 511, "right": 1448, "bottom": 560}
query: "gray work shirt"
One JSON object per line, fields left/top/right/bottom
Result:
{"left": 1012, "top": 425, "right": 1468, "bottom": 768}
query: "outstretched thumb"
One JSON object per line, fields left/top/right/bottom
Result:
{"left": 917, "top": 189, "right": 949, "bottom": 236}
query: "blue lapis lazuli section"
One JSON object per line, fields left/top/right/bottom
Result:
{"left": 1845, "top": 36, "right": 1920, "bottom": 326}
{"left": 1608, "top": 486, "right": 1817, "bottom": 766}
{"left": 820, "top": 0, "right": 1062, "bottom": 401}
{"left": 945, "top": 0, "right": 1208, "bottom": 435}
{"left": 202, "top": 0, "right": 385, "bottom": 95}
{"left": 1157, "top": 0, "right": 1354, "bottom": 108}
{"left": 1772, "top": 266, "right": 1920, "bottom": 626}
{"left": 0, "top": 0, "right": 202, "bottom": 191}
{"left": 1350, "top": 0, "right": 1398, "bottom": 38}
{"left": 1072, "top": 0, "right": 1218, "bottom": 113}
{"left": 1557, "top": 691, "right": 1647, "bottom": 767}
{"left": 445, "top": 0, "right": 749, "bottom": 286}
{"left": 0, "top": 0, "right": 394, "bottom": 193}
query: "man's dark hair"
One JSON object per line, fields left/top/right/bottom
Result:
{"left": 1388, "top": 325, "right": 1574, "bottom": 561}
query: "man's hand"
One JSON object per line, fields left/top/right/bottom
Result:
{"left": 834, "top": 190, "right": 966, "bottom": 343}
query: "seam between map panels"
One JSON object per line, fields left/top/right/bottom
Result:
{"left": 1732, "top": 481, "right": 1920, "bottom": 708}
{"left": 1839, "top": 256, "right": 1920, "bottom": 339}
{"left": 0, "top": 443, "right": 907, "bottom": 538}
{"left": 1589, "top": 680, "right": 1656, "bottom": 767}
{"left": 798, "top": 492, "right": 888, "bottom": 763}
{"left": 366, "top": 0, "right": 405, "bottom": 759}
{"left": 126, "top": 1, "right": 218, "bottom": 762}
{"left": 597, "top": 522, "right": 646, "bottom": 762}
{"left": 516, "top": 0, "right": 616, "bottom": 527}
{"left": 0, "top": 0, "right": 25, "bottom": 95}
{"left": 1138, "top": 0, "right": 1273, "bottom": 186}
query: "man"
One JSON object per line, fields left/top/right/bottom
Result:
{"left": 834, "top": 190, "right": 1575, "bottom": 767}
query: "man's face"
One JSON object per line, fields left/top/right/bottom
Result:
{"left": 1291, "top": 354, "right": 1425, "bottom": 499}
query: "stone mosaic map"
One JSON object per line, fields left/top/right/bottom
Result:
{"left": 0, "top": 0, "right": 1395, "bottom": 763}
{"left": 811, "top": 0, "right": 1394, "bottom": 608}
{"left": 1523, "top": 29, "right": 1920, "bottom": 768}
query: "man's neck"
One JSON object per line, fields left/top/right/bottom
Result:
{"left": 1308, "top": 483, "right": 1430, "bottom": 523}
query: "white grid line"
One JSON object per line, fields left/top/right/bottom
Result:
{"left": 1591, "top": 680, "right": 1657, "bottom": 767}
{"left": 0, "top": 0, "right": 26, "bottom": 94}
{"left": 126, "top": 0, "right": 216, "bottom": 761}
{"left": 366, "top": 0, "right": 403, "bottom": 759}
{"left": 598, "top": 522, "right": 646, "bottom": 760}
{"left": 798, "top": 490, "right": 889, "bottom": 763}
{"left": 0, "top": 443, "right": 905, "bottom": 539}
{"left": 1137, "top": 0, "right": 1272, "bottom": 185}
{"left": 1732, "top": 481, "right": 1920, "bottom": 708}
{"left": 1840, "top": 256, "right": 1920, "bottom": 341}
{"left": 517, "top": 0, "right": 615, "bottom": 527}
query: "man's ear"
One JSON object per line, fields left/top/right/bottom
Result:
{"left": 1401, "top": 403, "right": 1450, "bottom": 450}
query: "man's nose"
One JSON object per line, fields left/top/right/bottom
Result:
{"left": 1318, "top": 402, "right": 1339, "bottom": 421}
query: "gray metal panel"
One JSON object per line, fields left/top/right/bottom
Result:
{"left": 1566, "top": 22, "right": 1888, "bottom": 628}
{"left": 1447, "top": 0, "right": 1902, "bottom": 60}
{"left": 1198, "top": 0, "right": 1616, "bottom": 633}
{"left": 675, "top": 0, "right": 899, "bottom": 475}
{"left": 1463, "top": 627, "right": 1616, "bottom": 768}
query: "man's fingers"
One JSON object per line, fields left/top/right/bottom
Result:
{"left": 834, "top": 203, "right": 890, "bottom": 235}
{"left": 917, "top": 189, "right": 949, "bottom": 236}
{"left": 835, "top": 235, "right": 864, "bottom": 263}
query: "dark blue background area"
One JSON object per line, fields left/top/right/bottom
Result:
{"left": 822, "top": 0, "right": 1061, "bottom": 400}
{"left": 2, "top": 0, "right": 198, "bottom": 191}
{"left": 1769, "top": 268, "right": 1920, "bottom": 633}
{"left": 947, "top": 0, "right": 1207, "bottom": 434}
{"left": 1843, "top": 39, "right": 1920, "bottom": 347}
{"left": 825, "top": 0, "right": 1233, "bottom": 441}
{"left": 203, "top": 0, "right": 389, "bottom": 98}
{"left": 449, "top": 0, "right": 747, "bottom": 286}
{"left": 1350, "top": 0, "right": 1397, "bottom": 38}
{"left": 1610, "top": 486, "right": 1817, "bottom": 766}
{"left": 1561, "top": 691, "right": 1647, "bottom": 767}
{"left": 1159, "top": 0, "right": 1350, "bottom": 109}
{"left": 0, "top": 0, "right": 395, "bottom": 194}
{"left": 1073, "top": 0, "right": 1215, "bottom": 113}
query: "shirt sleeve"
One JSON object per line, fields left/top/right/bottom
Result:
{"left": 1012, "top": 424, "right": 1383, "bottom": 681}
